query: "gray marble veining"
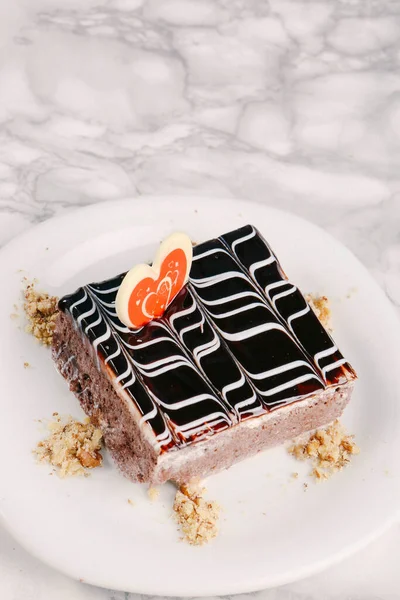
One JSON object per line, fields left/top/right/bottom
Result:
{"left": 0, "top": 0, "right": 399, "bottom": 598}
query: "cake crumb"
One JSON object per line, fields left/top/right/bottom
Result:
{"left": 346, "top": 286, "right": 358, "bottom": 299}
{"left": 289, "top": 420, "right": 359, "bottom": 481}
{"left": 173, "top": 483, "right": 220, "bottom": 546}
{"left": 34, "top": 415, "right": 103, "bottom": 477}
{"left": 306, "top": 294, "right": 332, "bottom": 332}
{"left": 10, "top": 313, "right": 19, "bottom": 320}
{"left": 312, "top": 467, "right": 328, "bottom": 481}
{"left": 23, "top": 362, "right": 30, "bottom": 369}
{"left": 128, "top": 498, "right": 135, "bottom": 506}
{"left": 24, "top": 283, "right": 59, "bottom": 346}
{"left": 148, "top": 487, "right": 160, "bottom": 502}
{"left": 291, "top": 472, "right": 299, "bottom": 479}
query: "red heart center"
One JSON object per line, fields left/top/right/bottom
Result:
{"left": 127, "top": 248, "right": 187, "bottom": 329}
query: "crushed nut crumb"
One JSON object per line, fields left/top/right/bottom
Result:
{"left": 289, "top": 420, "right": 359, "bottom": 481}
{"left": 346, "top": 286, "right": 358, "bottom": 299}
{"left": 312, "top": 467, "right": 328, "bottom": 481}
{"left": 24, "top": 283, "right": 59, "bottom": 345}
{"left": 23, "top": 362, "right": 30, "bottom": 369}
{"left": 34, "top": 415, "right": 103, "bottom": 477}
{"left": 173, "top": 483, "right": 220, "bottom": 546}
{"left": 148, "top": 487, "right": 160, "bottom": 502}
{"left": 291, "top": 472, "right": 299, "bottom": 479}
{"left": 128, "top": 498, "right": 135, "bottom": 506}
{"left": 306, "top": 293, "right": 332, "bottom": 332}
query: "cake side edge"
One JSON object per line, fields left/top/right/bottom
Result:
{"left": 52, "top": 311, "right": 160, "bottom": 483}
{"left": 154, "top": 381, "right": 354, "bottom": 484}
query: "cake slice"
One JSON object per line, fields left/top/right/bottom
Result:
{"left": 52, "top": 225, "right": 356, "bottom": 484}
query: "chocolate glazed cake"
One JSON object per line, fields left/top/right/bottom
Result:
{"left": 52, "top": 225, "right": 357, "bottom": 484}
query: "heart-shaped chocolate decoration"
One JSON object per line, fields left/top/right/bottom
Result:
{"left": 116, "top": 233, "right": 193, "bottom": 329}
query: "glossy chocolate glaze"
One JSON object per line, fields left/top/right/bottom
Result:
{"left": 59, "top": 225, "right": 356, "bottom": 452}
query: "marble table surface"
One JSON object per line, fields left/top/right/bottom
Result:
{"left": 1, "top": 0, "right": 400, "bottom": 598}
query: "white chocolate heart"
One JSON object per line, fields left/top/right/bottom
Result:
{"left": 116, "top": 232, "right": 193, "bottom": 329}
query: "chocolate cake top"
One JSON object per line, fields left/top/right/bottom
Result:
{"left": 59, "top": 225, "right": 356, "bottom": 453}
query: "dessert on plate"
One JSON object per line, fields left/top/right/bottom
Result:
{"left": 52, "top": 224, "right": 356, "bottom": 484}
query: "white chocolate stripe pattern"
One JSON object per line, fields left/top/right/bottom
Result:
{"left": 59, "top": 225, "right": 355, "bottom": 452}
{"left": 221, "top": 225, "right": 355, "bottom": 385}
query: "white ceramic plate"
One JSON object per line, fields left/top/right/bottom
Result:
{"left": 0, "top": 196, "right": 399, "bottom": 596}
